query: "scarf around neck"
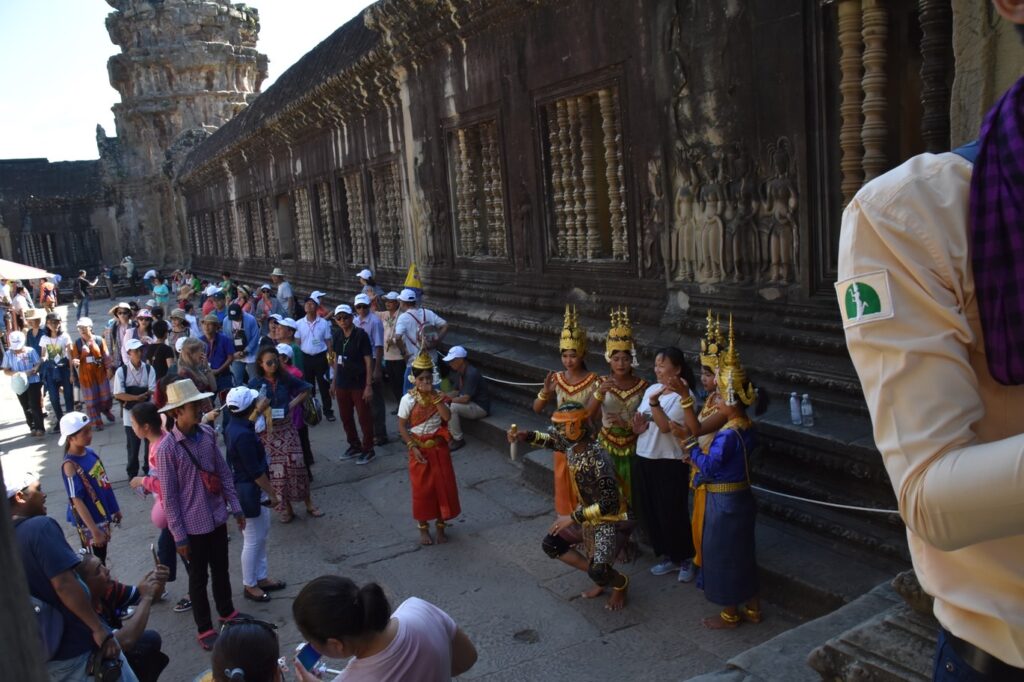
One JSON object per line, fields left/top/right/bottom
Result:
{"left": 969, "top": 74, "right": 1024, "bottom": 385}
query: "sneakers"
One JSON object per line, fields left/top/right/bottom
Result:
{"left": 677, "top": 560, "right": 696, "bottom": 583}
{"left": 325, "top": 413, "right": 336, "bottom": 422}
{"left": 650, "top": 559, "right": 681, "bottom": 576}
{"left": 356, "top": 450, "right": 376, "bottom": 465}
{"left": 119, "top": 606, "right": 136, "bottom": 620}
{"left": 173, "top": 597, "right": 192, "bottom": 613}
{"left": 340, "top": 446, "right": 360, "bottom": 461}
{"left": 449, "top": 438, "right": 466, "bottom": 452}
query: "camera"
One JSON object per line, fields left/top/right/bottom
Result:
{"left": 88, "top": 655, "right": 123, "bottom": 682}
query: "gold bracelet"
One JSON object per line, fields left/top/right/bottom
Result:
{"left": 593, "top": 391, "right": 605, "bottom": 402}
{"left": 536, "top": 390, "right": 550, "bottom": 401}
{"left": 679, "top": 397, "right": 695, "bottom": 410}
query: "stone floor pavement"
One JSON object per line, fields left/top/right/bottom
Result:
{"left": 1, "top": 299, "right": 799, "bottom": 681}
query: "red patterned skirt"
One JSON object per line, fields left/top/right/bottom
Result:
{"left": 260, "top": 420, "right": 309, "bottom": 509}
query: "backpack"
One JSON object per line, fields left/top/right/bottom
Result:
{"left": 411, "top": 309, "right": 441, "bottom": 351}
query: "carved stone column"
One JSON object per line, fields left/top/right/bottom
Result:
{"left": 918, "top": 0, "right": 953, "bottom": 152}
{"left": 579, "top": 95, "right": 599, "bottom": 259}
{"left": 565, "top": 97, "right": 583, "bottom": 259}
{"left": 483, "top": 123, "right": 507, "bottom": 257}
{"left": 549, "top": 103, "right": 567, "bottom": 256}
{"left": 343, "top": 173, "right": 367, "bottom": 264}
{"left": 838, "top": 0, "right": 864, "bottom": 204}
{"left": 456, "top": 129, "right": 474, "bottom": 255}
{"left": 861, "top": 0, "right": 888, "bottom": 182}
{"left": 599, "top": 88, "right": 627, "bottom": 261}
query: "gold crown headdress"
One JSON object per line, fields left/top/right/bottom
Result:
{"left": 605, "top": 307, "right": 635, "bottom": 358}
{"left": 411, "top": 349, "right": 435, "bottom": 371}
{"left": 559, "top": 304, "right": 587, "bottom": 356}
{"left": 716, "top": 316, "right": 756, "bottom": 407}
{"left": 699, "top": 309, "right": 726, "bottom": 371}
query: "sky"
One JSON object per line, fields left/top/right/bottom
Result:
{"left": 0, "top": 0, "right": 372, "bottom": 162}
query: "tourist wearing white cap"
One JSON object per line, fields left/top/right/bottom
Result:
{"left": 269, "top": 267, "right": 295, "bottom": 317}
{"left": 331, "top": 304, "right": 376, "bottom": 464}
{"left": 60, "top": 411, "right": 122, "bottom": 565}
{"left": 224, "top": 386, "right": 287, "bottom": 603}
{"left": 71, "top": 317, "right": 117, "bottom": 429}
{"left": 380, "top": 291, "right": 406, "bottom": 405}
{"left": 309, "top": 290, "right": 330, "bottom": 318}
{"left": 353, "top": 292, "right": 388, "bottom": 444}
{"left": 356, "top": 268, "right": 385, "bottom": 310}
{"left": 255, "top": 283, "right": 286, "bottom": 336}
{"left": 3, "top": 329, "right": 45, "bottom": 436}
{"left": 297, "top": 295, "right": 336, "bottom": 422}
{"left": 154, "top": 379, "right": 246, "bottom": 650}
{"left": 442, "top": 346, "right": 490, "bottom": 451}
{"left": 113, "top": 338, "right": 157, "bottom": 479}
{"left": 394, "top": 288, "right": 448, "bottom": 392}
{"left": 10, "top": 464, "right": 130, "bottom": 677}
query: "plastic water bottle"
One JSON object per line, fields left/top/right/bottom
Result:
{"left": 789, "top": 392, "right": 801, "bottom": 425}
{"left": 800, "top": 394, "right": 815, "bottom": 427}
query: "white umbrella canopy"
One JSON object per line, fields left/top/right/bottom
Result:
{"left": 0, "top": 258, "right": 55, "bottom": 281}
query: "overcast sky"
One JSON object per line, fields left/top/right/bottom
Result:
{"left": 0, "top": 0, "right": 372, "bottom": 162}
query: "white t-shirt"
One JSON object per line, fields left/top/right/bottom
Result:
{"left": 277, "top": 281, "right": 294, "bottom": 310}
{"left": 397, "top": 393, "right": 443, "bottom": 436}
{"left": 634, "top": 384, "right": 691, "bottom": 460}
{"left": 394, "top": 308, "right": 446, "bottom": 359}
{"left": 112, "top": 362, "right": 157, "bottom": 425}
{"left": 295, "top": 316, "right": 332, "bottom": 355}
{"left": 334, "top": 597, "right": 457, "bottom": 682}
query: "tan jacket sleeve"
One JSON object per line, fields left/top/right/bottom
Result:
{"left": 838, "top": 154, "right": 1024, "bottom": 551}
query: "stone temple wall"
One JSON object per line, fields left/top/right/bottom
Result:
{"left": 99, "top": 0, "right": 268, "bottom": 268}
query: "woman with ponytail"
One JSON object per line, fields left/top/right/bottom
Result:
{"left": 292, "top": 576, "right": 477, "bottom": 681}
{"left": 209, "top": 619, "right": 283, "bottom": 682}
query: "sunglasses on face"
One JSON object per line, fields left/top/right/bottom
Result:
{"left": 355, "top": 304, "right": 368, "bottom": 310}
{"left": 335, "top": 314, "right": 352, "bottom": 321}
{"left": 262, "top": 358, "right": 278, "bottom": 366}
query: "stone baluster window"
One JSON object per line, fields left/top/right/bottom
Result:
{"left": 201, "top": 212, "right": 215, "bottom": 256}
{"left": 67, "top": 230, "right": 100, "bottom": 268}
{"left": 187, "top": 216, "right": 199, "bottom": 256}
{"left": 292, "top": 187, "right": 316, "bottom": 262}
{"left": 340, "top": 171, "right": 369, "bottom": 265}
{"left": 314, "top": 180, "right": 337, "bottom": 264}
{"left": 236, "top": 204, "right": 252, "bottom": 259}
{"left": 248, "top": 200, "right": 265, "bottom": 259}
{"left": 370, "top": 162, "right": 405, "bottom": 268}
{"left": 260, "top": 197, "right": 279, "bottom": 261}
{"left": 447, "top": 120, "right": 507, "bottom": 259}
{"left": 22, "top": 233, "right": 58, "bottom": 269}
{"left": 541, "top": 86, "right": 627, "bottom": 262}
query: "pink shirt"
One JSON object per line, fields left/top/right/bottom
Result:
{"left": 334, "top": 598, "right": 456, "bottom": 682}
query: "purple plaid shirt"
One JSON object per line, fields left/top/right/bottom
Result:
{"left": 156, "top": 423, "right": 241, "bottom": 546}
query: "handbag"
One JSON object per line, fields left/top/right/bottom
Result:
{"left": 303, "top": 392, "right": 323, "bottom": 427}
{"left": 177, "top": 438, "right": 223, "bottom": 496}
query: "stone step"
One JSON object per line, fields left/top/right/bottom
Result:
{"left": 459, "top": 398, "right": 904, "bottom": 622}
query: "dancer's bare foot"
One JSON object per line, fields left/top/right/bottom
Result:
{"left": 435, "top": 522, "right": 448, "bottom": 544}
{"left": 418, "top": 524, "right": 433, "bottom": 546}
{"left": 581, "top": 585, "right": 604, "bottom": 599}
{"left": 605, "top": 587, "right": 627, "bottom": 611}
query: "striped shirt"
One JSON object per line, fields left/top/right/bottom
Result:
{"left": 2, "top": 348, "right": 42, "bottom": 384}
{"left": 155, "top": 424, "right": 242, "bottom": 546}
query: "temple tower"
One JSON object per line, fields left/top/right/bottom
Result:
{"left": 98, "top": 0, "right": 268, "bottom": 267}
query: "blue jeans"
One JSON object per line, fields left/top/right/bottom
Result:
{"left": 157, "top": 527, "right": 189, "bottom": 583}
{"left": 77, "top": 296, "right": 90, "bottom": 320}
{"left": 43, "top": 364, "right": 75, "bottom": 419}
{"left": 230, "top": 360, "right": 254, "bottom": 388}
{"left": 46, "top": 649, "right": 139, "bottom": 682}
{"left": 933, "top": 629, "right": 1024, "bottom": 681}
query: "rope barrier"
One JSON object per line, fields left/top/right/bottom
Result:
{"left": 482, "top": 374, "right": 546, "bottom": 387}
{"left": 750, "top": 485, "right": 900, "bottom": 515}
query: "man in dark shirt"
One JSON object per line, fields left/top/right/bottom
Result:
{"left": 443, "top": 345, "right": 490, "bottom": 451}
{"left": 201, "top": 313, "right": 235, "bottom": 395}
{"left": 74, "top": 270, "right": 98, "bottom": 321}
{"left": 147, "top": 320, "right": 174, "bottom": 380}
{"left": 331, "top": 304, "right": 375, "bottom": 464}
{"left": 9, "top": 469, "right": 134, "bottom": 680}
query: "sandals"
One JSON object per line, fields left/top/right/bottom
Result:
{"left": 279, "top": 510, "right": 294, "bottom": 524}
{"left": 741, "top": 605, "right": 763, "bottom": 624}
{"left": 306, "top": 507, "right": 325, "bottom": 518}
{"left": 197, "top": 629, "right": 219, "bottom": 651}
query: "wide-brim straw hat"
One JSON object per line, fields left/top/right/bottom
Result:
{"left": 270, "top": 267, "right": 286, "bottom": 277}
{"left": 108, "top": 302, "right": 131, "bottom": 315}
{"left": 24, "top": 308, "right": 42, "bottom": 321}
{"left": 159, "top": 379, "right": 214, "bottom": 413}
{"left": 177, "top": 285, "right": 194, "bottom": 300}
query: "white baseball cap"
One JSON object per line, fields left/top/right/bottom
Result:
{"left": 5, "top": 463, "right": 38, "bottom": 499}
{"left": 76, "top": 317, "right": 94, "bottom": 328}
{"left": 259, "top": 283, "right": 272, "bottom": 291}
{"left": 398, "top": 288, "right": 417, "bottom": 302}
{"left": 204, "top": 285, "right": 222, "bottom": 297}
{"left": 58, "top": 412, "right": 92, "bottom": 446}
{"left": 279, "top": 317, "right": 298, "bottom": 330}
{"left": 357, "top": 268, "right": 373, "bottom": 280}
{"left": 225, "top": 386, "right": 259, "bottom": 412}
{"left": 7, "top": 331, "right": 25, "bottom": 351}
{"left": 175, "top": 337, "right": 187, "bottom": 353}
{"left": 353, "top": 293, "right": 371, "bottom": 307}
{"left": 442, "top": 346, "right": 468, "bottom": 362}
{"left": 275, "top": 343, "right": 294, "bottom": 359}
{"left": 334, "top": 304, "right": 353, "bottom": 317}
{"left": 125, "top": 338, "right": 145, "bottom": 352}
{"left": 309, "top": 290, "right": 326, "bottom": 304}
{"left": 268, "top": 313, "right": 283, "bottom": 323}
{"left": 383, "top": 291, "right": 400, "bottom": 301}
{"left": 10, "top": 373, "right": 29, "bottom": 395}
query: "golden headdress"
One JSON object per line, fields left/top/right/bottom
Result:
{"left": 559, "top": 304, "right": 587, "bottom": 356}
{"left": 411, "top": 349, "right": 435, "bottom": 372}
{"left": 605, "top": 307, "right": 635, "bottom": 359}
{"left": 716, "top": 316, "right": 756, "bottom": 407}
{"left": 699, "top": 309, "right": 726, "bottom": 371}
